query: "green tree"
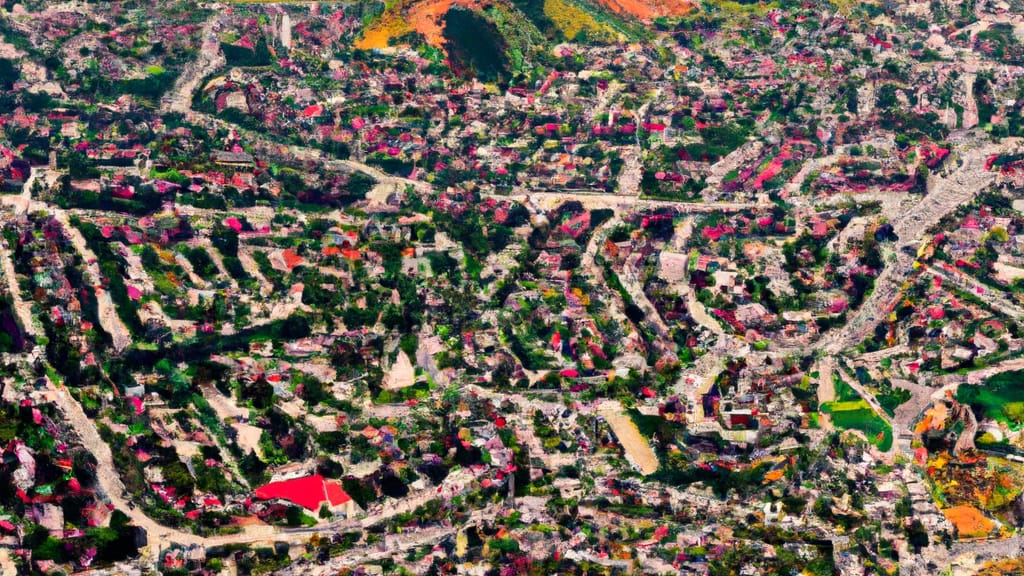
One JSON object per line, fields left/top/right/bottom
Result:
{"left": 240, "top": 450, "right": 268, "bottom": 486}
{"left": 162, "top": 460, "right": 195, "bottom": 496}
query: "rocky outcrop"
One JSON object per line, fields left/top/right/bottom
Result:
{"left": 949, "top": 399, "right": 977, "bottom": 456}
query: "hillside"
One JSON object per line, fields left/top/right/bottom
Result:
{"left": 354, "top": 0, "right": 668, "bottom": 52}
{"left": 354, "top": 0, "right": 495, "bottom": 50}
{"left": 592, "top": 0, "right": 694, "bottom": 20}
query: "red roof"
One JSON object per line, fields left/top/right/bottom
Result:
{"left": 254, "top": 474, "right": 351, "bottom": 511}
{"left": 282, "top": 248, "right": 304, "bottom": 270}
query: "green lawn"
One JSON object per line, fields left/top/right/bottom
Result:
{"left": 822, "top": 395, "right": 893, "bottom": 451}
{"left": 876, "top": 387, "right": 911, "bottom": 418}
{"left": 833, "top": 375, "right": 859, "bottom": 402}
{"left": 957, "top": 370, "right": 1024, "bottom": 430}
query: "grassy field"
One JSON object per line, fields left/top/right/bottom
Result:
{"left": 958, "top": 370, "right": 1024, "bottom": 430}
{"left": 822, "top": 387, "right": 893, "bottom": 451}
{"left": 876, "top": 386, "right": 911, "bottom": 418}
{"left": 832, "top": 374, "right": 860, "bottom": 402}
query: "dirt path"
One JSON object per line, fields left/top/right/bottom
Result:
{"left": 596, "top": 400, "right": 659, "bottom": 475}
{"left": 815, "top": 358, "right": 836, "bottom": 433}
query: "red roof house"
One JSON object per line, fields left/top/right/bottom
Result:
{"left": 254, "top": 474, "right": 358, "bottom": 517}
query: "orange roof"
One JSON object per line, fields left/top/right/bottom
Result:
{"left": 282, "top": 249, "right": 304, "bottom": 270}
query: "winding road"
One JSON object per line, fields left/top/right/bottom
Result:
{"left": 817, "top": 138, "right": 1006, "bottom": 356}
{"left": 160, "top": 5, "right": 225, "bottom": 116}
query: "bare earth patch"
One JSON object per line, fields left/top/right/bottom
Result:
{"left": 598, "top": 401, "right": 659, "bottom": 475}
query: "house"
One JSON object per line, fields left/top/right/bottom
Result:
{"left": 254, "top": 474, "right": 360, "bottom": 518}
{"left": 211, "top": 150, "right": 255, "bottom": 167}
{"left": 658, "top": 252, "right": 689, "bottom": 284}
{"left": 29, "top": 504, "right": 64, "bottom": 537}
{"left": 721, "top": 408, "right": 756, "bottom": 430}
{"left": 735, "top": 303, "right": 774, "bottom": 327}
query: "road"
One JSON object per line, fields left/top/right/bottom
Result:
{"left": 597, "top": 400, "right": 660, "bottom": 475}
{"left": 195, "top": 239, "right": 239, "bottom": 291}
{"left": 183, "top": 109, "right": 433, "bottom": 196}
{"left": 926, "top": 264, "right": 1024, "bottom": 318}
{"left": 835, "top": 359, "right": 891, "bottom": 425}
{"left": 0, "top": 220, "right": 38, "bottom": 340}
{"left": 292, "top": 505, "right": 503, "bottom": 575}
{"left": 0, "top": 175, "right": 134, "bottom": 351}
{"left": 887, "top": 377, "right": 941, "bottom": 445}
{"left": 42, "top": 380, "right": 208, "bottom": 559}
{"left": 781, "top": 153, "right": 839, "bottom": 198}
{"left": 669, "top": 218, "right": 731, "bottom": 339}
{"left": 160, "top": 7, "right": 225, "bottom": 115}
{"left": 815, "top": 358, "right": 837, "bottom": 434}
{"left": 615, "top": 145, "right": 644, "bottom": 198}
{"left": 497, "top": 191, "right": 759, "bottom": 214}
{"left": 816, "top": 139, "right": 1004, "bottom": 356}
{"left": 51, "top": 209, "right": 134, "bottom": 352}
{"left": 658, "top": 217, "right": 748, "bottom": 425}
{"left": 618, "top": 260, "right": 672, "bottom": 342}
{"left": 903, "top": 534, "right": 1024, "bottom": 576}
{"left": 579, "top": 216, "right": 658, "bottom": 359}
{"left": 0, "top": 169, "right": 41, "bottom": 339}
{"left": 704, "top": 140, "right": 765, "bottom": 201}
{"left": 46, "top": 365, "right": 498, "bottom": 561}
{"left": 935, "top": 356, "right": 1024, "bottom": 387}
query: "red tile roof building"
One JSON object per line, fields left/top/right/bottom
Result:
{"left": 254, "top": 474, "right": 358, "bottom": 517}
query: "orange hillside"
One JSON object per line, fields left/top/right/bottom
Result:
{"left": 593, "top": 0, "right": 695, "bottom": 20}
{"left": 356, "top": 0, "right": 697, "bottom": 51}
{"left": 356, "top": 0, "right": 492, "bottom": 50}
